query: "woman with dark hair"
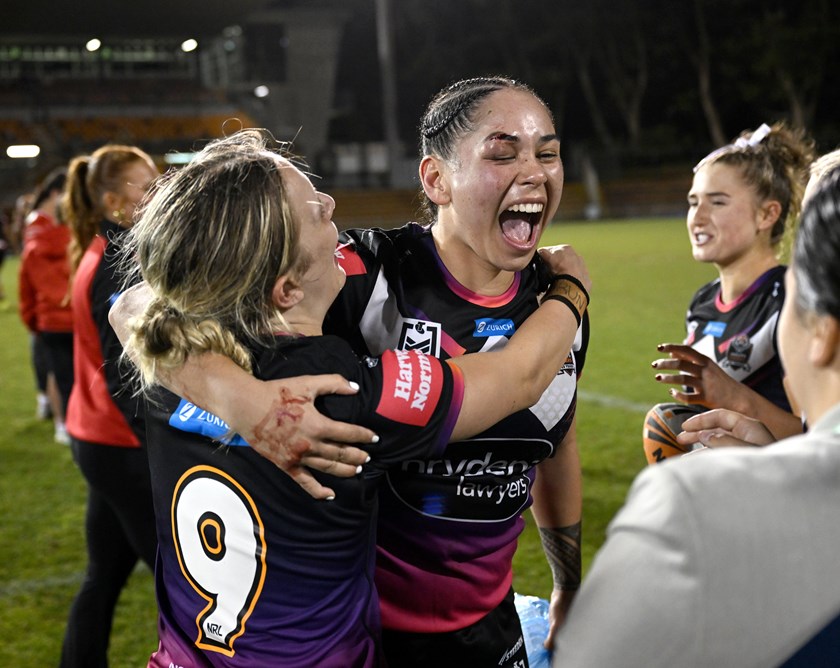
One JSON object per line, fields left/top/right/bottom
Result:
{"left": 553, "top": 165, "right": 840, "bottom": 668}
{"left": 118, "top": 128, "right": 588, "bottom": 667}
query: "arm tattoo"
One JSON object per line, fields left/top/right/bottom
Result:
{"left": 539, "top": 522, "right": 582, "bottom": 591}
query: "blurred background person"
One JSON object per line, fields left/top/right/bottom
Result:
{"left": 17, "top": 184, "right": 60, "bottom": 423}
{"left": 17, "top": 167, "right": 73, "bottom": 444}
{"left": 60, "top": 144, "right": 159, "bottom": 668}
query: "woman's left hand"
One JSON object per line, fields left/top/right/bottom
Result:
{"left": 651, "top": 343, "right": 743, "bottom": 408}
{"left": 538, "top": 244, "right": 592, "bottom": 293}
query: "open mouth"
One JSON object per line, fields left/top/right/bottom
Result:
{"left": 499, "top": 202, "right": 544, "bottom": 247}
{"left": 693, "top": 232, "right": 710, "bottom": 245}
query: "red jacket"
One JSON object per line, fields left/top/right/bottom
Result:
{"left": 18, "top": 213, "right": 73, "bottom": 333}
{"left": 66, "top": 227, "right": 140, "bottom": 448}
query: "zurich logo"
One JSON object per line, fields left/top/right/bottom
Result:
{"left": 473, "top": 318, "right": 515, "bottom": 337}
{"left": 178, "top": 402, "right": 198, "bottom": 422}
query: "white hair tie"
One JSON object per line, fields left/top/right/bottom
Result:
{"left": 734, "top": 123, "right": 772, "bottom": 149}
{"left": 693, "top": 123, "right": 772, "bottom": 172}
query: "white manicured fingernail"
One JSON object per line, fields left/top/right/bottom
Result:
{"left": 325, "top": 495, "right": 335, "bottom": 502}
{"left": 371, "top": 434, "right": 380, "bottom": 444}
{"left": 348, "top": 381, "right": 360, "bottom": 391}
{"left": 355, "top": 465, "right": 363, "bottom": 474}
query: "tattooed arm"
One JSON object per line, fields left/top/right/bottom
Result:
{"left": 530, "top": 419, "right": 582, "bottom": 649}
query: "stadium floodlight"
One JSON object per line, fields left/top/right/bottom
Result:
{"left": 86, "top": 38, "right": 101, "bottom": 52}
{"left": 164, "top": 152, "right": 197, "bottom": 165}
{"left": 254, "top": 85, "right": 270, "bottom": 98}
{"left": 181, "top": 39, "right": 198, "bottom": 53}
{"left": 6, "top": 144, "right": 40, "bottom": 159}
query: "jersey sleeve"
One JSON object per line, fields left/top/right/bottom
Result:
{"left": 352, "top": 348, "right": 464, "bottom": 470}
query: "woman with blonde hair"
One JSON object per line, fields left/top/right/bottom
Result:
{"left": 61, "top": 143, "right": 159, "bottom": 668}
{"left": 119, "top": 128, "right": 588, "bottom": 667}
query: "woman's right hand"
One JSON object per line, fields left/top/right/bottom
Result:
{"left": 677, "top": 408, "right": 776, "bottom": 448}
{"left": 537, "top": 244, "right": 591, "bottom": 293}
{"left": 222, "top": 374, "right": 377, "bottom": 501}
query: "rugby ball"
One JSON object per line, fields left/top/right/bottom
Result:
{"left": 642, "top": 403, "right": 706, "bottom": 465}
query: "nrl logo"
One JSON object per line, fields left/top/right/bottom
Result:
{"left": 399, "top": 319, "right": 442, "bottom": 357}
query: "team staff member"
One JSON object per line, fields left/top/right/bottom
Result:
{"left": 115, "top": 129, "right": 590, "bottom": 667}
{"left": 61, "top": 144, "right": 159, "bottom": 668}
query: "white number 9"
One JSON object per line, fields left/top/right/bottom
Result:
{"left": 172, "top": 465, "right": 267, "bottom": 656}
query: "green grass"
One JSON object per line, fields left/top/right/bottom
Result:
{"left": 0, "top": 218, "right": 717, "bottom": 664}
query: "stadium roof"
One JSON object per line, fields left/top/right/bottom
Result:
{"left": 1, "top": 0, "right": 278, "bottom": 39}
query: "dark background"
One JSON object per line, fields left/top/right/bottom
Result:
{"left": 2, "top": 0, "right": 839, "bottom": 202}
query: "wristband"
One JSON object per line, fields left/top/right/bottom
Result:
{"left": 542, "top": 276, "right": 589, "bottom": 326}
{"left": 548, "top": 273, "right": 590, "bottom": 306}
{"left": 542, "top": 294, "right": 582, "bottom": 328}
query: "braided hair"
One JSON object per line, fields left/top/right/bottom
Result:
{"left": 418, "top": 76, "right": 552, "bottom": 221}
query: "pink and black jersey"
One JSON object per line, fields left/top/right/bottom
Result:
{"left": 328, "top": 223, "right": 589, "bottom": 633}
{"left": 685, "top": 265, "right": 790, "bottom": 412}
{"left": 146, "top": 334, "right": 463, "bottom": 668}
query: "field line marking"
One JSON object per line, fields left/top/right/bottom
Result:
{"left": 0, "top": 572, "right": 84, "bottom": 598}
{"left": 0, "top": 563, "right": 150, "bottom": 599}
{"left": 578, "top": 390, "right": 650, "bottom": 414}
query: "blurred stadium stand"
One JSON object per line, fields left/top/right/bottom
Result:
{"left": 0, "top": 1, "right": 691, "bottom": 228}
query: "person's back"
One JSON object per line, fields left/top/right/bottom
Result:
{"left": 555, "top": 428, "right": 840, "bottom": 667}
{"left": 147, "top": 334, "right": 464, "bottom": 667}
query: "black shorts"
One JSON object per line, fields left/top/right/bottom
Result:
{"left": 381, "top": 588, "right": 529, "bottom": 668}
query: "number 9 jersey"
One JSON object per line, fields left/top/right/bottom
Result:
{"left": 146, "top": 334, "right": 464, "bottom": 668}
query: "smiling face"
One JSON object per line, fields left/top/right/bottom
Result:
{"left": 430, "top": 88, "right": 563, "bottom": 285}
{"left": 280, "top": 159, "right": 346, "bottom": 319}
{"left": 686, "top": 162, "right": 772, "bottom": 269}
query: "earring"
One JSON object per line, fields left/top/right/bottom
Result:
{"left": 112, "top": 209, "right": 126, "bottom": 223}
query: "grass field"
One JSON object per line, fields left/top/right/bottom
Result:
{"left": 0, "top": 217, "right": 717, "bottom": 665}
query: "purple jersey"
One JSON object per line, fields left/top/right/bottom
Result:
{"left": 685, "top": 265, "right": 790, "bottom": 411}
{"left": 329, "top": 223, "right": 588, "bottom": 633}
{"left": 146, "top": 335, "right": 463, "bottom": 667}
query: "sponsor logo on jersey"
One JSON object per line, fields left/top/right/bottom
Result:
{"left": 168, "top": 399, "right": 248, "bottom": 446}
{"left": 560, "top": 352, "right": 576, "bottom": 376}
{"left": 472, "top": 317, "right": 515, "bottom": 337}
{"left": 334, "top": 241, "right": 367, "bottom": 276}
{"left": 723, "top": 334, "right": 752, "bottom": 371}
{"left": 703, "top": 320, "right": 726, "bottom": 338}
{"left": 398, "top": 318, "right": 441, "bottom": 357}
{"left": 376, "top": 349, "right": 443, "bottom": 427}
{"left": 385, "top": 438, "right": 553, "bottom": 521}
